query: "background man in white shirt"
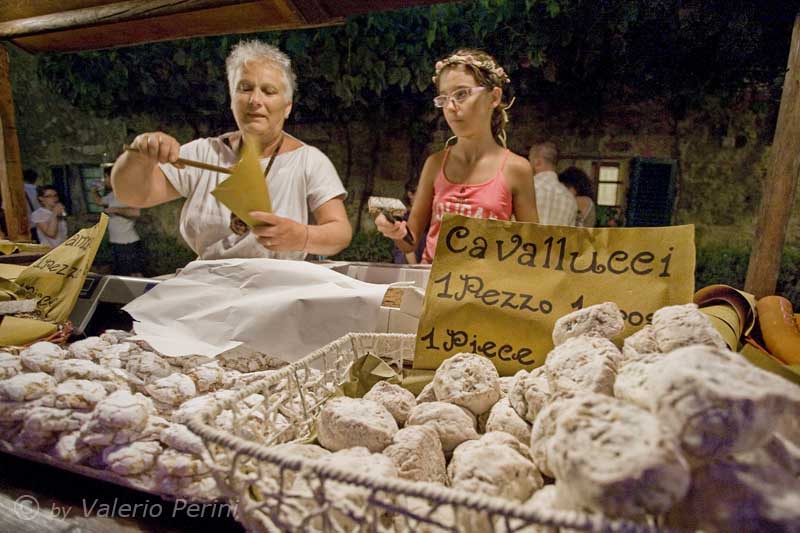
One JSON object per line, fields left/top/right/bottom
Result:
{"left": 91, "top": 165, "right": 145, "bottom": 276}
{"left": 529, "top": 141, "right": 578, "bottom": 226}
{"left": 23, "top": 169, "right": 41, "bottom": 242}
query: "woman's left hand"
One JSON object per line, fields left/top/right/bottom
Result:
{"left": 249, "top": 211, "right": 307, "bottom": 252}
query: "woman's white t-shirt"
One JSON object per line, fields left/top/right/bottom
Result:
{"left": 159, "top": 132, "right": 347, "bottom": 260}
{"left": 30, "top": 207, "right": 67, "bottom": 248}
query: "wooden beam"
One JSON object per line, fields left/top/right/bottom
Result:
{"left": 11, "top": 2, "right": 309, "bottom": 53}
{"left": 0, "top": 45, "right": 28, "bottom": 241}
{"left": 0, "top": 0, "right": 253, "bottom": 39}
{"left": 285, "top": 0, "right": 333, "bottom": 24}
{"left": 745, "top": 14, "right": 800, "bottom": 298}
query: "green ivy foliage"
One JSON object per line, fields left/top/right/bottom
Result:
{"left": 695, "top": 243, "right": 800, "bottom": 308}
{"left": 37, "top": 0, "right": 796, "bottom": 136}
{"left": 330, "top": 231, "right": 395, "bottom": 263}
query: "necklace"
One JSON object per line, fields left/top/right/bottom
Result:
{"left": 259, "top": 132, "right": 284, "bottom": 158}
{"left": 262, "top": 133, "right": 284, "bottom": 180}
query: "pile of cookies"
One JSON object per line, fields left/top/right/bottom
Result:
{"left": 249, "top": 303, "right": 800, "bottom": 532}
{"left": 0, "top": 330, "right": 285, "bottom": 502}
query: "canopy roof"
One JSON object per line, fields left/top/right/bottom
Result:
{"left": 0, "top": 0, "right": 450, "bottom": 53}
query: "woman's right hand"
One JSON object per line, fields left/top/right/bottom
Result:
{"left": 375, "top": 212, "right": 409, "bottom": 241}
{"left": 129, "top": 131, "right": 181, "bottom": 165}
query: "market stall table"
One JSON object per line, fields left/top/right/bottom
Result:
{"left": 0, "top": 452, "right": 243, "bottom": 533}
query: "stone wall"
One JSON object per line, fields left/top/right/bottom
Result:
{"left": 8, "top": 43, "right": 799, "bottom": 256}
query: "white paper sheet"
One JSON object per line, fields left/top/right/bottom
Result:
{"left": 123, "top": 259, "right": 390, "bottom": 360}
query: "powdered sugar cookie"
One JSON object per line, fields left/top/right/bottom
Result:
{"left": 0, "top": 372, "right": 56, "bottom": 401}
{"left": 432, "top": 352, "right": 501, "bottom": 416}
{"left": 552, "top": 302, "right": 624, "bottom": 346}
{"left": 317, "top": 397, "right": 398, "bottom": 452}
{"left": 363, "top": 380, "right": 417, "bottom": 426}
{"left": 53, "top": 379, "right": 108, "bottom": 410}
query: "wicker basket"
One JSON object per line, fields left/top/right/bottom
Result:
{"left": 187, "top": 333, "right": 666, "bottom": 533}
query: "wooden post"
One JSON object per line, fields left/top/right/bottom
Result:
{"left": 0, "top": 45, "right": 29, "bottom": 241}
{"left": 0, "top": 0, "right": 251, "bottom": 39}
{"left": 744, "top": 14, "right": 800, "bottom": 298}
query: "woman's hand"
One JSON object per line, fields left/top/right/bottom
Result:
{"left": 129, "top": 131, "right": 182, "bottom": 166}
{"left": 249, "top": 211, "right": 308, "bottom": 252}
{"left": 374, "top": 212, "right": 408, "bottom": 241}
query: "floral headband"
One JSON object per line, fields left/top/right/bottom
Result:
{"left": 433, "top": 54, "right": 510, "bottom": 85}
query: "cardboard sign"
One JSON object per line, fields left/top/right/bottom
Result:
{"left": 413, "top": 214, "right": 695, "bottom": 376}
{"left": 211, "top": 138, "right": 272, "bottom": 227}
{"left": 15, "top": 214, "right": 108, "bottom": 323}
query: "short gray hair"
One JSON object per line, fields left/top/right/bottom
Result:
{"left": 530, "top": 141, "right": 559, "bottom": 165}
{"left": 226, "top": 40, "right": 297, "bottom": 101}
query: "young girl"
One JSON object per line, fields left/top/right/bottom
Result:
{"left": 376, "top": 49, "right": 538, "bottom": 262}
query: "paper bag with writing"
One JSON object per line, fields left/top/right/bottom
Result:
{"left": 0, "top": 241, "right": 51, "bottom": 255}
{"left": 0, "top": 215, "right": 108, "bottom": 345}
{"left": 414, "top": 214, "right": 695, "bottom": 376}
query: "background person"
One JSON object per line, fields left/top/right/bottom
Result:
{"left": 91, "top": 165, "right": 145, "bottom": 276}
{"left": 376, "top": 49, "right": 538, "bottom": 263}
{"left": 30, "top": 185, "right": 67, "bottom": 248}
{"left": 558, "top": 165, "right": 596, "bottom": 227}
{"left": 110, "top": 40, "right": 351, "bottom": 261}
{"left": 528, "top": 141, "right": 577, "bottom": 226}
{"left": 23, "top": 169, "right": 41, "bottom": 242}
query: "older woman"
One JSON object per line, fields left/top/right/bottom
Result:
{"left": 111, "top": 40, "right": 351, "bottom": 260}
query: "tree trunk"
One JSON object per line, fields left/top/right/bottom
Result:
{"left": 744, "top": 14, "right": 800, "bottom": 298}
{"left": 0, "top": 46, "right": 28, "bottom": 241}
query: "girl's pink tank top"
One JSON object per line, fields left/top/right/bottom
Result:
{"left": 423, "top": 148, "right": 513, "bottom": 263}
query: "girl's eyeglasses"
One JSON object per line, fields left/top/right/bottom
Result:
{"left": 433, "top": 86, "right": 486, "bottom": 108}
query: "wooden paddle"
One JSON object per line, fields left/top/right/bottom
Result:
{"left": 123, "top": 144, "right": 232, "bottom": 174}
